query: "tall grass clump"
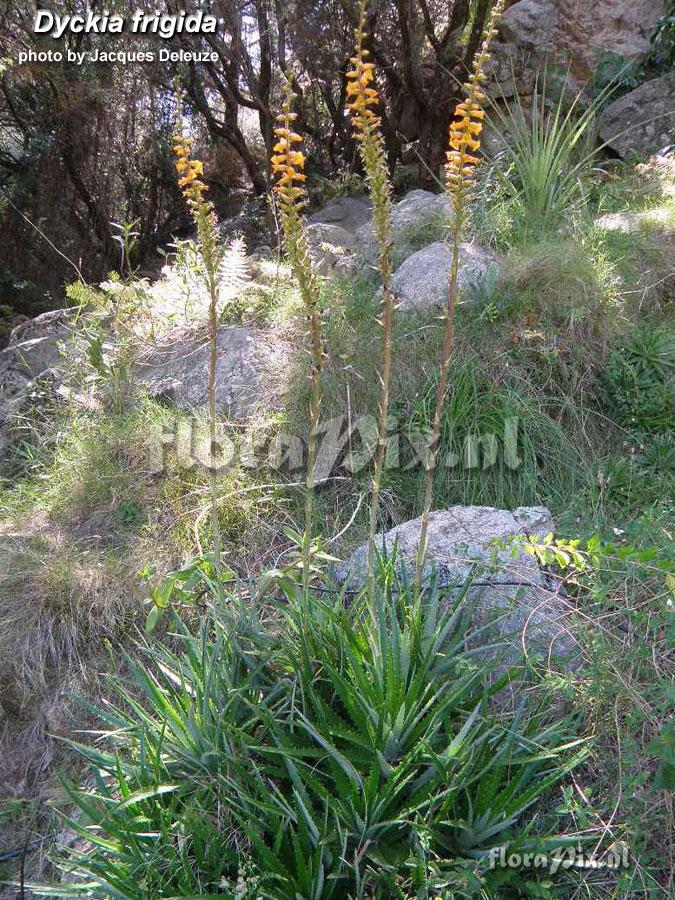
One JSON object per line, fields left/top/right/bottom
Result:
{"left": 41, "top": 574, "right": 588, "bottom": 897}
{"left": 271, "top": 77, "right": 326, "bottom": 591}
{"left": 416, "top": 0, "right": 506, "bottom": 591}
{"left": 346, "top": 0, "right": 395, "bottom": 604}
{"left": 394, "top": 354, "right": 583, "bottom": 514}
{"left": 489, "top": 75, "right": 607, "bottom": 238}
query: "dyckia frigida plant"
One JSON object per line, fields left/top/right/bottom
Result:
{"left": 173, "top": 97, "right": 224, "bottom": 572}
{"left": 346, "top": 0, "right": 395, "bottom": 606}
{"left": 416, "top": 0, "right": 507, "bottom": 591}
{"left": 271, "top": 78, "right": 326, "bottom": 591}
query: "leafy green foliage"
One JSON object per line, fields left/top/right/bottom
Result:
{"left": 588, "top": 52, "right": 645, "bottom": 101}
{"left": 648, "top": 715, "right": 675, "bottom": 791}
{"left": 466, "top": 265, "right": 517, "bottom": 322}
{"left": 649, "top": 4, "right": 675, "bottom": 70}
{"left": 43, "top": 575, "right": 587, "bottom": 897}
{"left": 602, "top": 328, "right": 675, "bottom": 433}
{"left": 309, "top": 170, "right": 366, "bottom": 208}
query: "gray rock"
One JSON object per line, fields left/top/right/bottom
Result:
{"left": 356, "top": 190, "right": 451, "bottom": 266}
{"left": 133, "top": 325, "right": 290, "bottom": 420}
{"left": 600, "top": 73, "right": 675, "bottom": 159}
{"left": 489, "top": 0, "right": 667, "bottom": 98}
{"left": 388, "top": 190, "right": 451, "bottom": 232}
{"left": 307, "top": 190, "right": 453, "bottom": 274}
{"left": 0, "top": 308, "right": 79, "bottom": 380}
{"left": 0, "top": 309, "right": 86, "bottom": 460}
{"left": 500, "top": 0, "right": 558, "bottom": 53}
{"left": 485, "top": 42, "right": 537, "bottom": 103}
{"left": 307, "top": 195, "right": 372, "bottom": 234}
{"left": 389, "top": 241, "right": 497, "bottom": 312}
{"left": 305, "top": 223, "right": 358, "bottom": 276}
{"left": 558, "top": 0, "right": 667, "bottom": 67}
{"left": 339, "top": 505, "right": 577, "bottom": 666}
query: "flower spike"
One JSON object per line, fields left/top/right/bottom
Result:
{"left": 346, "top": 0, "right": 396, "bottom": 609}
{"left": 270, "top": 76, "right": 325, "bottom": 594}
{"left": 416, "top": 0, "right": 507, "bottom": 592}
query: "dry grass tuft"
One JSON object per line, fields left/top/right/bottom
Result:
{"left": 0, "top": 525, "right": 135, "bottom": 708}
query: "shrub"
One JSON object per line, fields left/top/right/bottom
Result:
{"left": 588, "top": 52, "right": 645, "bottom": 101}
{"left": 591, "top": 439, "right": 675, "bottom": 520}
{"left": 603, "top": 328, "right": 675, "bottom": 433}
{"left": 43, "top": 575, "right": 587, "bottom": 897}
{"left": 309, "top": 170, "right": 365, "bottom": 207}
{"left": 465, "top": 264, "right": 518, "bottom": 321}
{"left": 650, "top": 4, "right": 675, "bottom": 71}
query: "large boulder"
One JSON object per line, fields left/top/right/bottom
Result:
{"left": 558, "top": 0, "right": 667, "bottom": 70}
{"left": 306, "top": 190, "right": 453, "bottom": 275}
{"left": 307, "top": 195, "right": 372, "bottom": 234}
{"left": 133, "top": 325, "right": 290, "bottom": 420}
{"left": 0, "top": 308, "right": 80, "bottom": 381}
{"left": 489, "top": 0, "right": 668, "bottom": 97}
{"left": 339, "top": 505, "right": 578, "bottom": 666}
{"left": 356, "top": 190, "right": 451, "bottom": 266}
{"left": 499, "top": 0, "right": 558, "bottom": 54}
{"left": 305, "top": 223, "right": 358, "bottom": 276}
{"left": 0, "top": 308, "right": 85, "bottom": 460}
{"left": 388, "top": 241, "right": 496, "bottom": 312}
{"left": 600, "top": 73, "right": 675, "bottom": 159}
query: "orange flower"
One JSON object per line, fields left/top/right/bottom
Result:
{"left": 445, "top": 1, "right": 505, "bottom": 194}
{"left": 172, "top": 131, "right": 208, "bottom": 207}
{"left": 346, "top": 8, "right": 381, "bottom": 137}
{"left": 271, "top": 86, "right": 307, "bottom": 211}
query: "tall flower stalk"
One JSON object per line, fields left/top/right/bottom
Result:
{"left": 415, "top": 0, "right": 506, "bottom": 593}
{"left": 346, "top": 0, "right": 395, "bottom": 606}
{"left": 271, "top": 78, "right": 325, "bottom": 593}
{"left": 173, "top": 96, "right": 224, "bottom": 572}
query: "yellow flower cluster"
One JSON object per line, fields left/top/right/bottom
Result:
{"left": 346, "top": 6, "right": 380, "bottom": 135}
{"left": 172, "top": 133, "right": 208, "bottom": 207}
{"left": 445, "top": 0, "right": 505, "bottom": 193}
{"left": 271, "top": 94, "right": 307, "bottom": 210}
{"left": 446, "top": 99, "right": 486, "bottom": 185}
